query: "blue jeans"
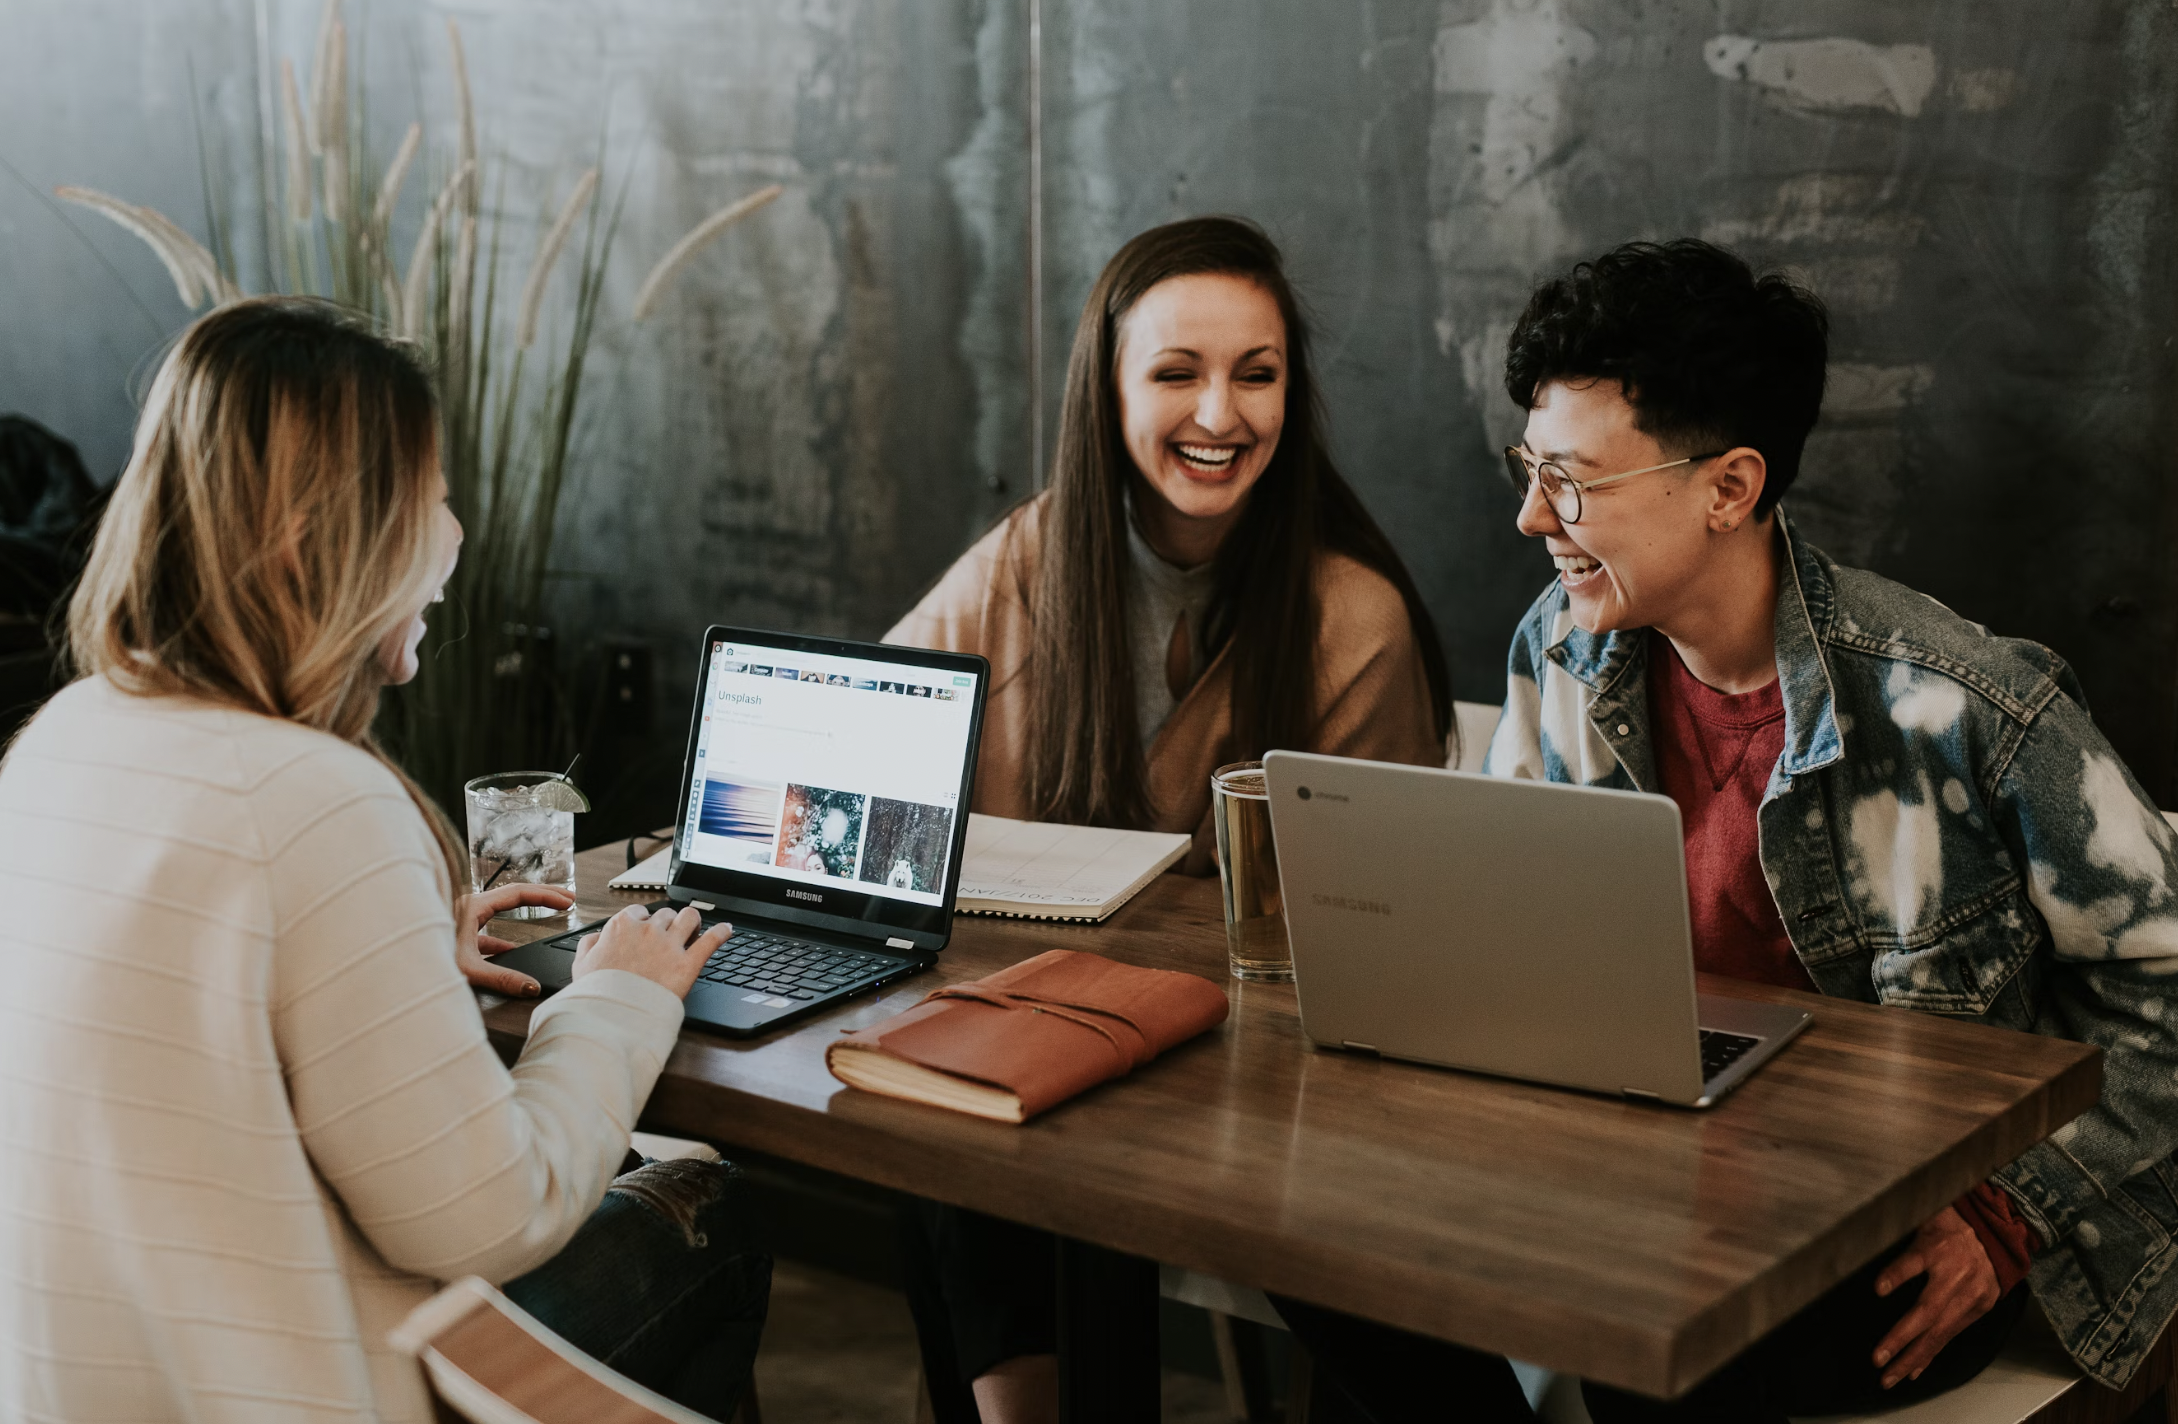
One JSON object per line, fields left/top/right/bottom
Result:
{"left": 504, "top": 1156, "right": 772, "bottom": 1421}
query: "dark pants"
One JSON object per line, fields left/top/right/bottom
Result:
{"left": 505, "top": 1155, "right": 773, "bottom": 1422}
{"left": 897, "top": 1200, "right": 1059, "bottom": 1423}
{"left": 1275, "top": 1237, "right": 2028, "bottom": 1424}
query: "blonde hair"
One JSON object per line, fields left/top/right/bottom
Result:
{"left": 68, "top": 296, "right": 466, "bottom": 895}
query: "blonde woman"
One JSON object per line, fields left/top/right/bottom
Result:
{"left": 0, "top": 298, "right": 767, "bottom": 1422}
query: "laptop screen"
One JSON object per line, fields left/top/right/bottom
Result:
{"left": 673, "top": 634, "right": 983, "bottom": 930}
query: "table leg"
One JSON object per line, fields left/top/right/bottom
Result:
{"left": 1055, "top": 1235, "right": 1159, "bottom": 1423}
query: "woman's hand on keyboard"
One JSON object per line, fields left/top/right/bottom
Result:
{"left": 573, "top": 904, "right": 734, "bottom": 998}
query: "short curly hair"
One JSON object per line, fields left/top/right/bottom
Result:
{"left": 1503, "top": 240, "right": 1828, "bottom": 517}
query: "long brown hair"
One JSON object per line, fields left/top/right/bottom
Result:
{"left": 66, "top": 297, "right": 467, "bottom": 895}
{"left": 1026, "top": 217, "right": 1450, "bottom": 828}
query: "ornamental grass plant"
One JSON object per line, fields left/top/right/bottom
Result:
{"left": 59, "top": 0, "right": 780, "bottom": 818}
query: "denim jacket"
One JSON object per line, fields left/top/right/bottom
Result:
{"left": 1484, "top": 512, "right": 2178, "bottom": 1389}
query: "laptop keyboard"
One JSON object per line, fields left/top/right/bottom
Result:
{"left": 1699, "top": 1028, "right": 1762, "bottom": 1082}
{"left": 692, "top": 928, "right": 902, "bottom": 1002}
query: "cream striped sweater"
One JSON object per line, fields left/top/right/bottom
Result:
{"left": 0, "top": 678, "right": 685, "bottom": 1422}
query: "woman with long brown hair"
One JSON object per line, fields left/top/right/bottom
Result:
{"left": 889, "top": 217, "right": 1450, "bottom": 1422}
{"left": 891, "top": 215, "right": 1449, "bottom": 872}
{"left": 0, "top": 297, "right": 767, "bottom": 1422}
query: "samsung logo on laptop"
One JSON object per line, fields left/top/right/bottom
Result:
{"left": 785, "top": 888, "right": 823, "bottom": 903}
{"left": 1313, "top": 893, "right": 1390, "bottom": 916}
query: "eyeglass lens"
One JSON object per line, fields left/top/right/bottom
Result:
{"left": 1503, "top": 449, "right": 1581, "bottom": 522}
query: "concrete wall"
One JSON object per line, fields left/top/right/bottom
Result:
{"left": 1, "top": 1, "right": 258, "bottom": 480}
{"left": 6, "top": 0, "right": 2178, "bottom": 796}
{"left": 1042, "top": 0, "right": 2178, "bottom": 797}
{"left": 1, "top": 0, "right": 1027, "bottom": 671}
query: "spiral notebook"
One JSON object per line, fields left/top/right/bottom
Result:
{"left": 610, "top": 813, "right": 1189, "bottom": 923}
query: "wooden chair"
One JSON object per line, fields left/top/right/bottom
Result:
{"left": 1501, "top": 1307, "right": 2178, "bottom": 1423}
{"left": 1161, "top": 1267, "right": 1303, "bottom": 1422}
{"left": 1162, "top": 1262, "right": 2178, "bottom": 1424}
{"left": 391, "top": 1275, "right": 729, "bottom": 1424}
{"left": 1790, "top": 1309, "right": 2178, "bottom": 1424}
{"left": 389, "top": 1133, "right": 759, "bottom": 1424}
{"left": 1450, "top": 699, "right": 1502, "bottom": 773}
{"left": 629, "top": 1131, "right": 724, "bottom": 1165}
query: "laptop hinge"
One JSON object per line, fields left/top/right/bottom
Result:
{"left": 1621, "top": 1086, "right": 1663, "bottom": 1101}
{"left": 689, "top": 900, "right": 716, "bottom": 912}
{"left": 885, "top": 937, "right": 914, "bottom": 950}
{"left": 1341, "top": 1041, "right": 1379, "bottom": 1055}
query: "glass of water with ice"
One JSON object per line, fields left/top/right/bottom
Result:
{"left": 463, "top": 772, "right": 585, "bottom": 918}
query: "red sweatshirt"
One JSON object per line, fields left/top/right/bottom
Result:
{"left": 1647, "top": 632, "right": 2034, "bottom": 1292}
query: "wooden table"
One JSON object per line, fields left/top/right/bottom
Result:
{"left": 485, "top": 844, "right": 2100, "bottom": 1406}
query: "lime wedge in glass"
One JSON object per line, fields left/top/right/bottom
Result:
{"left": 533, "top": 777, "right": 591, "bottom": 813}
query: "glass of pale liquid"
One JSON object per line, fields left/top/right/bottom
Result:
{"left": 1212, "top": 760, "right": 1290, "bottom": 981}
{"left": 464, "top": 772, "right": 579, "bottom": 918}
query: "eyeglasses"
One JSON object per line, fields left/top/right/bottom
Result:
{"left": 1502, "top": 447, "right": 1728, "bottom": 524}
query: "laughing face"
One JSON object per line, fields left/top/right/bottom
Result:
{"left": 1515, "top": 378, "right": 1724, "bottom": 636}
{"left": 1115, "top": 272, "right": 1286, "bottom": 559}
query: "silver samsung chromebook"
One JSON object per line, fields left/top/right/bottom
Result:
{"left": 1262, "top": 751, "right": 1810, "bottom": 1108}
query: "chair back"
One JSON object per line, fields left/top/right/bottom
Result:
{"left": 391, "top": 1276, "right": 716, "bottom": 1424}
{"left": 1450, "top": 701, "right": 1502, "bottom": 773}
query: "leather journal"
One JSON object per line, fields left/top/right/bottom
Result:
{"left": 825, "top": 949, "right": 1229, "bottom": 1122}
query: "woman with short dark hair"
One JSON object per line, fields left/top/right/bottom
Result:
{"left": 1287, "top": 238, "right": 2178, "bottom": 1422}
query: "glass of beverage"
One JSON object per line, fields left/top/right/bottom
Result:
{"left": 1212, "top": 760, "right": 1290, "bottom": 982}
{"left": 463, "top": 772, "right": 583, "bottom": 919}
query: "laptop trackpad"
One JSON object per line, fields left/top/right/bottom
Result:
{"left": 490, "top": 934, "right": 581, "bottom": 991}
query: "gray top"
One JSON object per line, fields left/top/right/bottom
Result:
{"left": 1124, "top": 517, "right": 1219, "bottom": 748}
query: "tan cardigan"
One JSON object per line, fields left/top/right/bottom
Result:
{"left": 886, "top": 497, "right": 1445, "bottom": 873}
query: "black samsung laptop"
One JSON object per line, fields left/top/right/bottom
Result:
{"left": 493, "top": 626, "right": 989, "bottom": 1036}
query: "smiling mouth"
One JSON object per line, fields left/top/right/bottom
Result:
{"left": 1553, "top": 553, "right": 1601, "bottom": 583}
{"left": 1173, "top": 442, "right": 1242, "bottom": 473}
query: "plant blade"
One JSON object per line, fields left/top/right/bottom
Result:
{"left": 446, "top": 18, "right": 476, "bottom": 213}
{"left": 631, "top": 183, "right": 783, "bottom": 320}
{"left": 515, "top": 167, "right": 596, "bottom": 350}
{"left": 401, "top": 158, "right": 469, "bottom": 339}
{"left": 374, "top": 120, "right": 421, "bottom": 231}
{"left": 279, "top": 57, "right": 313, "bottom": 223}
{"left": 319, "top": 20, "right": 348, "bottom": 224}
{"left": 53, "top": 186, "right": 204, "bottom": 307}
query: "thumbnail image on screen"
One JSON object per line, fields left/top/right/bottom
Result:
{"left": 776, "top": 784, "right": 866, "bottom": 879}
{"left": 858, "top": 798, "right": 954, "bottom": 893}
{"left": 696, "top": 779, "right": 780, "bottom": 866}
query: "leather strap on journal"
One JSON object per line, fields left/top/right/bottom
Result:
{"left": 922, "top": 983, "right": 1153, "bottom": 1075}
{"left": 828, "top": 948, "right": 1230, "bottom": 1119}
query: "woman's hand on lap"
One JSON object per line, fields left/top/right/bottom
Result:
{"left": 573, "top": 905, "right": 731, "bottom": 999}
{"left": 456, "top": 885, "right": 575, "bottom": 996}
